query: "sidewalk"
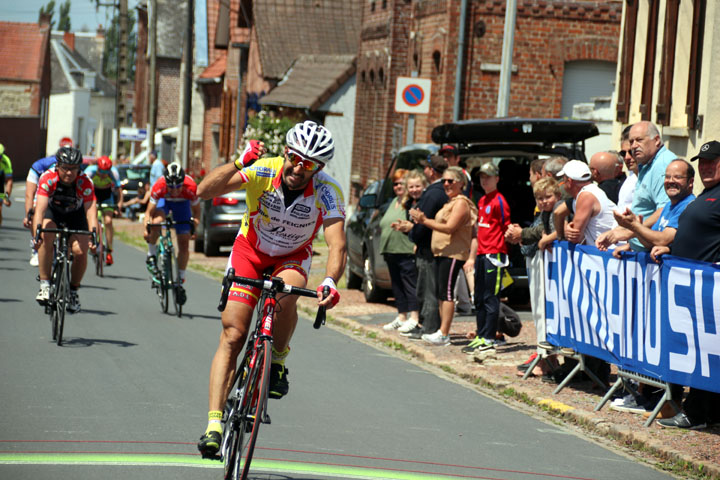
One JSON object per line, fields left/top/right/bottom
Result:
{"left": 298, "top": 289, "right": 720, "bottom": 480}
{"left": 112, "top": 218, "right": 718, "bottom": 478}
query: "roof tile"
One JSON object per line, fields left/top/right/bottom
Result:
{"left": 0, "top": 21, "right": 49, "bottom": 82}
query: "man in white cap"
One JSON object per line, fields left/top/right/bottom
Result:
{"left": 553, "top": 160, "right": 617, "bottom": 246}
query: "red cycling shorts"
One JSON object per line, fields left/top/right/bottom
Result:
{"left": 226, "top": 234, "right": 313, "bottom": 308}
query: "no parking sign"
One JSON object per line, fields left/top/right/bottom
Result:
{"left": 394, "top": 77, "right": 432, "bottom": 114}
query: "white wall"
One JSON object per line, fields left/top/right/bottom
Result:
{"left": 320, "top": 74, "right": 356, "bottom": 205}
{"left": 89, "top": 95, "right": 115, "bottom": 156}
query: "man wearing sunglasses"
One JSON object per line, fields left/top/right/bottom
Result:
{"left": 84, "top": 156, "right": 123, "bottom": 265}
{"left": 144, "top": 162, "right": 201, "bottom": 303}
{"left": 33, "top": 147, "right": 98, "bottom": 311}
{"left": 195, "top": 120, "right": 346, "bottom": 458}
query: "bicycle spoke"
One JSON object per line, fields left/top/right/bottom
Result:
{"left": 238, "top": 339, "right": 271, "bottom": 479}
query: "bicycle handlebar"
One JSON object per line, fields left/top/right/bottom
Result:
{"left": 146, "top": 218, "right": 196, "bottom": 235}
{"left": 218, "top": 268, "right": 329, "bottom": 329}
{"left": 36, "top": 226, "right": 97, "bottom": 247}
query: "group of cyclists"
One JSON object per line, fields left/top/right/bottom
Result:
{"left": 16, "top": 120, "right": 347, "bottom": 462}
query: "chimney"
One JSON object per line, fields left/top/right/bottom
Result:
{"left": 38, "top": 12, "right": 52, "bottom": 27}
{"left": 64, "top": 31, "right": 75, "bottom": 51}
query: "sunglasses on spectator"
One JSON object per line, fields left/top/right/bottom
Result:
{"left": 286, "top": 151, "right": 321, "bottom": 172}
{"left": 442, "top": 178, "right": 456, "bottom": 185}
{"left": 619, "top": 150, "right": 629, "bottom": 157}
{"left": 393, "top": 181, "right": 403, "bottom": 186}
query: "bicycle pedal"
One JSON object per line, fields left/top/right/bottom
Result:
{"left": 262, "top": 413, "right": 271, "bottom": 425}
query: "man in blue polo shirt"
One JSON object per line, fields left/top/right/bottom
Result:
{"left": 597, "top": 121, "right": 677, "bottom": 251}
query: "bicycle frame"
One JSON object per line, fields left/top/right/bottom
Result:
{"left": 146, "top": 218, "right": 194, "bottom": 317}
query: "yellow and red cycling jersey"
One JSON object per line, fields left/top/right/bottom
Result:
{"left": 235, "top": 156, "right": 345, "bottom": 257}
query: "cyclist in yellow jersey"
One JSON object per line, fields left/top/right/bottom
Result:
{"left": 0, "top": 143, "right": 13, "bottom": 226}
{"left": 196, "top": 121, "right": 347, "bottom": 457}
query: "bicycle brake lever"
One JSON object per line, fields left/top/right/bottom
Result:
{"left": 217, "top": 268, "right": 235, "bottom": 312}
{"left": 313, "top": 286, "right": 330, "bottom": 329}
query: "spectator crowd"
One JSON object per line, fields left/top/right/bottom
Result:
{"left": 374, "top": 120, "right": 720, "bottom": 430}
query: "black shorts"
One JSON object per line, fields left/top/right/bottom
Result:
{"left": 95, "top": 187, "right": 115, "bottom": 207}
{"left": 44, "top": 207, "right": 89, "bottom": 231}
{"left": 435, "top": 256, "right": 465, "bottom": 302}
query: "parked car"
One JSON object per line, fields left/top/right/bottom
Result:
{"left": 346, "top": 118, "right": 599, "bottom": 304}
{"left": 117, "top": 164, "right": 151, "bottom": 204}
{"left": 195, "top": 190, "right": 247, "bottom": 256}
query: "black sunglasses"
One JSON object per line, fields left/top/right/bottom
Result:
{"left": 393, "top": 182, "right": 403, "bottom": 186}
{"left": 442, "top": 178, "right": 456, "bottom": 185}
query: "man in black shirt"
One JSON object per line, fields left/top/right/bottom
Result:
{"left": 406, "top": 155, "right": 449, "bottom": 337}
{"left": 652, "top": 140, "right": 720, "bottom": 429}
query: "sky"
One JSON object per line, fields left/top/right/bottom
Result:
{"left": 2, "top": 0, "right": 140, "bottom": 33}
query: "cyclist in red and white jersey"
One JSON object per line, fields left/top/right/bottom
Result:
{"left": 143, "top": 162, "right": 201, "bottom": 304}
{"left": 33, "top": 147, "right": 98, "bottom": 312}
{"left": 195, "top": 120, "right": 347, "bottom": 457}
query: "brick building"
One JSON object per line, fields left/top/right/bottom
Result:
{"left": 352, "top": 0, "right": 622, "bottom": 184}
{"left": 0, "top": 17, "right": 52, "bottom": 178}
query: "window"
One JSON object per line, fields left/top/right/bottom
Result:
{"left": 686, "top": 0, "right": 706, "bottom": 130}
{"left": 378, "top": 67, "right": 385, "bottom": 87}
{"left": 639, "top": 0, "right": 660, "bottom": 121}
{"left": 238, "top": 0, "right": 253, "bottom": 28}
{"left": 655, "top": 0, "right": 679, "bottom": 126}
{"left": 432, "top": 51, "right": 442, "bottom": 73}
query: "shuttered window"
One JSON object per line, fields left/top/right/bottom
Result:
{"left": 655, "top": 0, "right": 680, "bottom": 126}
{"left": 616, "top": 0, "right": 638, "bottom": 123}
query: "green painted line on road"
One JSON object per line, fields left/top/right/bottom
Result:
{"left": 0, "top": 453, "right": 460, "bottom": 479}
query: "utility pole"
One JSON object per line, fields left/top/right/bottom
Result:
{"left": 148, "top": 0, "right": 157, "bottom": 156}
{"left": 115, "top": 0, "right": 129, "bottom": 155}
{"left": 496, "top": 0, "right": 517, "bottom": 117}
{"left": 179, "top": 0, "right": 194, "bottom": 169}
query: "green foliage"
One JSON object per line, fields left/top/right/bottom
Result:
{"left": 102, "top": 9, "right": 137, "bottom": 82}
{"left": 39, "top": 1, "right": 57, "bottom": 29}
{"left": 58, "top": 0, "right": 71, "bottom": 32}
{"left": 241, "top": 110, "right": 295, "bottom": 157}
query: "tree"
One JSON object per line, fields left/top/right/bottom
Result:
{"left": 58, "top": 0, "right": 72, "bottom": 32}
{"left": 38, "top": 1, "right": 57, "bottom": 30}
{"left": 102, "top": 10, "right": 137, "bottom": 83}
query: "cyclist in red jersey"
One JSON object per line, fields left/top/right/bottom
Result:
{"left": 143, "top": 162, "right": 201, "bottom": 304}
{"left": 33, "top": 147, "right": 98, "bottom": 313}
{"left": 195, "top": 121, "right": 347, "bottom": 457}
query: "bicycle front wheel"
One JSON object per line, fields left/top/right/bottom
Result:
{"left": 170, "top": 253, "right": 182, "bottom": 317}
{"left": 237, "top": 339, "right": 271, "bottom": 479}
{"left": 49, "top": 261, "right": 63, "bottom": 340}
{"left": 55, "top": 262, "right": 69, "bottom": 346}
{"left": 157, "top": 250, "right": 169, "bottom": 313}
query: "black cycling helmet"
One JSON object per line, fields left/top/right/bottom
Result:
{"left": 164, "top": 162, "right": 185, "bottom": 187}
{"left": 55, "top": 146, "right": 83, "bottom": 166}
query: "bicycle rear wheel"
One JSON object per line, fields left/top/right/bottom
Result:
{"left": 55, "top": 263, "right": 68, "bottom": 346}
{"left": 95, "top": 222, "right": 104, "bottom": 277}
{"left": 237, "top": 338, "right": 271, "bottom": 479}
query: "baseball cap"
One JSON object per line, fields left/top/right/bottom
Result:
{"left": 427, "top": 155, "right": 448, "bottom": 173}
{"left": 690, "top": 141, "right": 720, "bottom": 161}
{"left": 479, "top": 162, "right": 499, "bottom": 177}
{"left": 439, "top": 145, "right": 458, "bottom": 156}
{"left": 557, "top": 160, "right": 592, "bottom": 181}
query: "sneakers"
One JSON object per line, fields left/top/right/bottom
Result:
{"left": 657, "top": 412, "right": 707, "bottom": 430}
{"left": 494, "top": 335, "right": 508, "bottom": 347}
{"left": 36, "top": 285, "right": 50, "bottom": 305}
{"left": 610, "top": 394, "right": 649, "bottom": 414}
{"left": 421, "top": 330, "right": 451, "bottom": 346}
{"left": 197, "top": 430, "right": 222, "bottom": 458}
{"left": 68, "top": 289, "right": 81, "bottom": 313}
{"left": 146, "top": 255, "right": 159, "bottom": 276}
{"left": 29, "top": 251, "right": 39, "bottom": 266}
{"left": 383, "top": 317, "right": 404, "bottom": 331}
{"left": 397, "top": 319, "right": 418, "bottom": 334}
{"left": 176, "top": 285, "right": 187, "bottom": 305}
{"left": 105, "top": 252, "right": 114, "bottom": 266}
{"left": 399, "top": 324, "right": 422, "bottom": 337}
{"left": 516, "top": 352, "right": 538, "bottom": 372}
{"left": 269, "top": 363, "right": 289, "bottom": 399}
{"left": 461, "top": 336, "right": 495, "bottom": 354}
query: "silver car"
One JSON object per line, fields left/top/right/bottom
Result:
{"left": 195, "top": 190, "right": 247, "bottom": 256}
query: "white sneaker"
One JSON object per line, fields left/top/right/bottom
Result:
{"left": 397, "top": 319, "right": 418, "bottom": 334}
{"left": 383, "top": 317, "right": 404, "bottom": 331}
{"left": 68, "top": 290, "right": 81, "bottom": 313}
{"left": 421, "top": 330, "right": 451, "bottom": 346}
{"left": 36, "top": 285, "right": 50, "bottom": 304}
{"left": 29, "top": 251, "right": 39, "bottom": 266}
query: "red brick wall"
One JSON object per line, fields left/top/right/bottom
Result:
{"left": 156, "top": 58, "right": 181, "bottom": 129}
{"left": 352, "top": 0, "right": 621, "bottom": 184}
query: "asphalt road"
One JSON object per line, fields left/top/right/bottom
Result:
{"left": 0, "top": 191, "right": 675, "bottom": 480}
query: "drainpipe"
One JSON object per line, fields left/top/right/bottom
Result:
{"left": 497, "top": 0, "right": 517, "bottom": 117}
{"left": 453, "top": 0, "right": 469, "bottom": 122}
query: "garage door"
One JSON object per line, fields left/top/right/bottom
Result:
{"left": 561, "top": 60, "right": 617, "bottom": 118}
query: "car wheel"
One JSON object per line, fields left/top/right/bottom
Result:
{"left": 362, "top": 250, "right": 385, "bottom": 303}
{"left": 345, "top": 264, "right": 362, "bottom": 290}
{"left": 203, "top": 228, "right": 220, "bottom": 256}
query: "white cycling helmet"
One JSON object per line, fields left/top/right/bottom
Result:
{"left": 285, "top": 120, "right": 335, "bottom": 164}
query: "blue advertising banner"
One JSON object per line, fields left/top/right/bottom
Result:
{"left": 544, "top": 241, "right": 720, "bottom": 394}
